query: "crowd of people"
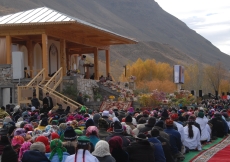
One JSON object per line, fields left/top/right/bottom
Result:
{"left": 0, "top": 98, "right": 229, "bottom": 162}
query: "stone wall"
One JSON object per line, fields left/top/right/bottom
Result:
{"left": 0, "top": 64, "right": 12, "bottom": 84}
{"left": 76, "top": 78, "right": 98, "bottom": 101}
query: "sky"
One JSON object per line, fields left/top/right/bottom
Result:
{"left": 155, "top": 0, "right": 230, "bottom": 55}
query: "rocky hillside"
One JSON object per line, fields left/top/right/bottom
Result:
{"left": 0, "top": 0, "right": 229, "bottom": 79}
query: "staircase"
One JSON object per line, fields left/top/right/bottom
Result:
{"left": 18, "top": 68, "right": 83, "bottom": 111}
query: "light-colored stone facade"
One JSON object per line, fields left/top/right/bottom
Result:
{"left": 0, "top": 64, "right": 12, "bottom": 84}
{"left": 76, "top": 78, "right": 98, "bottom": 101}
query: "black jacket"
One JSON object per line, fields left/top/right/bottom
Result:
{"left": 77, "top": 96, "right": 84, "bottom": 105}
{"left": 31, "top": 98, "right": 40, "bottom": 108}
{"left": 21, "top": 150, "right": 50, "bottom": 162}
{"left": 125, "top": 140, "right": 155, "bottom": 162}
{"left": 157, "top": 136, "right": 175, "bottom": 162}
{"left": 111, "top": 148, "right": 129, "bottom": 162}
{"left": 42, "top": 97, "right": 53, "bottom": 109}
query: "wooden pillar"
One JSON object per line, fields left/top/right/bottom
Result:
{"left": 6, "top": 35, "right": 12, "bottom": 64}
{"left": 94, "top": 47, "right": 99, "bottom": 80}
{"left": 26, "top": 40, "right": 33, "bottom": 77}
{"left": 60, "top": 39, "right": 66, "bottom": 75}
{"left": 42, "top": 34, "right": 48, "bottom": 77}
{"left": 105, "top": 50, "right": 110, "bottom": 75}
{"left": 66, "top": 49, "right": 70, "bottom": 70}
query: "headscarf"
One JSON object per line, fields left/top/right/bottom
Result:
{"left": 86, "top": 126, "right": 99, "bottom": 137}
{"left": 51, "top": 132, "right": 60, "bottom": 140}
{"left": 19, "top": 142, "right": 32, "bottom": 160}
{"left": 108, "top": 136, "right": 123, "bottom": 152}
{"left": 92, "top": 141, "right": 111, "bottom": 157}
{"left": 35, "top": 136, "right": 51, "bottom": 153}
{"left": 80, "top": 106, "right": 87, "bottom": 113}
{"left": 49, "top": 139, "right": 67, "bottom": 162}
{"left": 24, "top": 124, "right": 34, "bottom": 132}
{"left": 11, "top": 136, "right": 25, "bottom": 147}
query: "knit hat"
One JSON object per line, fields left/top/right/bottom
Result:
{"left": 136, "top": 133, "right": 148, "bottom": 140}
{"left": 113, "top": 121, "right": 123, "bottom": 133}
{"left": 155, "top": 120, "right": 164, "bottom": 129}
{"left": 51, "top": 120, "right": 58, "bottom": 125}
{"left": 85, "top": 118, "right": 95, "bottom": 129}
{"left": 146, "top": 117, "right": 156, "bottom": 127}
{"left": 30, "top": 142, "right": 46, "bottom": 152}
{"left": 1, "top": 145, "right": 18, "bottom": 162}
{"left": 77, "top": 136, "right": 90, "bottom": 145}
{"left": 86, "top": 126, "right": 98, "bottom": 137}
{"left": 98, "top": 118, "right": 109, "bottom": 129}
{"left": 14, "top": 128, "right": 26, "bottom": 137}
{"left": 92, "top": 140, "right": 111, "bottom": 157}
{"left": 35, "top": 136, "right": 50, "bottom": 153}
{"left": 165, "top": 119, "right": 174, "bottom": 126}
{"left": 11, "top": 136, "right": 25, "bottom": 147}
{"left": 75, "top": 129, "right": 83, "bottom": 136}
{"left": 93, "top": 113, "right": 101, "bottom": 127}
{"left": 125, "top": 115, "right": 132, "bottom": 122}
{"left": 24, "top": 124, "right": 34, "bottom": 132}
{"left": 102, "top": 111, "right": 109, "bottom": 117}
{"left": 49, "top": 139, "right": 67, "bottom": 162}
{"left": 64, "top": 126, "right": 77, "bottom": 141}
{"left": 170, "top": 113, "right": 179, "bottom": 121}
{"left": 108, "top": 136, "right": 123, "bottom": 151}
{"left": 19, "top": 142, "right": 32, "bottom": 160}
{"left": 198, "top": 111, "right": 204, "bottom": 118}
{"left": 161, "top": 109, "right": 169, "bottom": 118}
{"left": 51, "top": 133, "right": 60, "bottom": 140}
{"left": 31, "top": 106, "right": 35, "bottom": 112}
{"left": 40, "top": 118, "right": 48, "bottom": 126}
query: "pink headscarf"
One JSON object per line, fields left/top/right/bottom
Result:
{"left": 11, "top": 136, "right": 25, "bottom": 147}
{"left": 19, "top": 142, "right": 32, "bottom": 161}
{"left": 86, "top": 126, "right": 99, "bottom": 137}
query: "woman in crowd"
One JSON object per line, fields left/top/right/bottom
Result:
{"left": 92, "top": 140, "right": 116, "bottom": 162}
{"left": 183, "top": 115, "right": 202, "bottom": 151}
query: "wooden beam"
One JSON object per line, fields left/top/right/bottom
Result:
{"left": 106, "top": 50, "right": 110, "bottom": 75}
{"left": 26, "top": 40, "right": 33, "bottom": 77}
{"left": 94, "top": 47, "right": 99, "bottom": 80}
{"left": 60, "top": 39, "right": 67, "bottom": 76}
{"left": 0, "top": 28, "right": 45, "bottom": 36}
{"left": 42, "top": 34, "right": 48, "bottom": 77}
{"left": 6, "top": 35, "right": 12, "bottom": 64}
{"left": 46, "top": 28, "right": 111, "bottom": 49}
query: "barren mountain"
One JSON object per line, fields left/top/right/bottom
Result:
{"left": 0, "top": 0, "right": 229, "bottom": 79}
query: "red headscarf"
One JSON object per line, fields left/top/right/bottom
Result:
{"left": 108, "top": 136, "right": 123, "bottom": 152}
{"left": 51, "top": 133, "right": 60, "bottom": 140}
{"left": 35, "top": 136, "right": 50, "bottom": 153}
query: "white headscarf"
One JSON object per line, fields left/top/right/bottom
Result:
{"left": 92, "top": 141, "right": 111, "bottom": 157}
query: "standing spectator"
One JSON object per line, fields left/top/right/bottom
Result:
{"left": 0, "top": 106, "right": 10, "bottom": 119}
{"left": 77, "top": 92, "right": 84, "bottom": 106}
{"left": 43, "top": 92, "right": 53, "bottom": 111}
{"left": 31, "top": 94, "right": 40, "bottom": 108}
